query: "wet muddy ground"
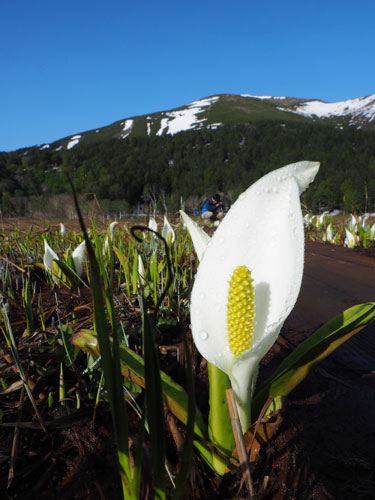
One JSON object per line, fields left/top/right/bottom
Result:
{"left": 1, "top": 239, "right": 375, "bottom": 499}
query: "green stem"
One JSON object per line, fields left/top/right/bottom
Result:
{"left": 207, "top": 362, "right": 235, "bottom": 474}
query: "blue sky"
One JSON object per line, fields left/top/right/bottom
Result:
{"left": 1, "top": 0, "right": 374, "bottom": 152}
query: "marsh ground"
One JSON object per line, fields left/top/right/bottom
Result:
{"left": 1, "top": 220, "right": 375, "bottom": 499}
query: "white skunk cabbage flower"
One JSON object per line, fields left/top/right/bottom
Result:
{"left": 60, "top": 223, "right": 66, "bottom": 236}
{"left": 138, "top": 254, "right": 146, "bottom": 287}
{"left": 162, "top": 216, "right": 175, "bottom": 245}
{"left": 361, "top": 216, "right": 369, "bottom": 231}
{"left": 148, "top": 216, "right": 158, "bottom": 233}
{"left": 317, "top": 211, "right": 328, "bottom": 227}
{"left": 325, "top": 223, "right": 334, "bottom": 244}
{"left": 370, "top": 223, "right": 375, "bottom": 240}
{"left": 303, "top": 214, "right": 312, "bottom": 226}
{"left": 104, "top": 221, "right": 118, "bottom": 253}
{"left": 344, "top": 228, "right": 358, "bottom": 248}
{"left": 179, "top": 210, "right": 211, "bottom": 262}
{"left": 190, "top": 161, "right": 320, "bottom": 431}
{"left": 43, "top": 240, "right": 60, "bottom": 284}
{"left": 348, "top": 214, "right": 358, "bottom": 232}
{"left": 72, "top": 241, "right": 86, "bottom": 277}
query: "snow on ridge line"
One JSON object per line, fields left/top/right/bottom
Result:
{"left": 67, "top": 135, "right": 81, "bottom": 150}
{"left": 156, "top": 96, "right": 220, "bottom": 136}
{"left": 290, "top": 94, "right": 375, "bottom": 121}
{"left": 241, "top": 94, "right": 286, "bottom": 100}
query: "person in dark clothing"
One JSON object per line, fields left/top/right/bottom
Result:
{"left": 200, "top": 194, "right": 224, "bottom": 221}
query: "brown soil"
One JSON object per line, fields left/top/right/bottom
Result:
{"left": 1, "top": 240, "right": 375, "bottom": 499}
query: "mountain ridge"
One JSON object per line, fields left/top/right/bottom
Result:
{"left": 18, "top": 92, "right": 375, "bottom": 154}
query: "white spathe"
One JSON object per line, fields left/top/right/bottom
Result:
{"left": 344, "top": 228, "right": 358, "bottom": 248}
{"left": 138, "top": 254, "right": 146, "bottom": 287}
{"left": 72, "top": 241, "right": 86, "bottom": 277}
{"left": 148, "top": 216, "right": 158, "bottom": 233}
{"left": 162, "top": 216, "right": 175, "bottom": 245}
{"left": 43, "top": 240, "right": 60, "bottom": 284}
{"left": 325, "top": 223, "right": 334, "bottom": 244}
{"left": 179, "top": 210, "right": 211, "bottom": 262}
{"left": 190, "top": 161, "right": 320, "bottom": 430}
{"left": 104, "top": 221, "right": 118, "bottom": 253}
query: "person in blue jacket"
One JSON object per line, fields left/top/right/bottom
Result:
{"left": 200, "top": 194, "right": 224, "bottom": 221}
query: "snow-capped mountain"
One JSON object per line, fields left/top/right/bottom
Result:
{"left": 34, "top": 93, "right": 375, "bottom": 153}
{"left": 277, "top": 94, "right": 375, "bottom": 128}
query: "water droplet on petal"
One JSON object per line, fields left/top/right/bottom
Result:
{"left": 218, "top": 352, "right": 223, "bottom": 358}
{"left": 239, "top": 193, "right": 246, "bottom": 200}
{"left": 264, "top": 187, "right": 270, "bottom": 194}
{"left": 199, "top": 330, "right": 209, "bottom": 340}
{"left": 272, "top": 187, "right": 278, "bottom": 193}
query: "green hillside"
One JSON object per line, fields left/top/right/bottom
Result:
{"left": 2, "top": 94, "right": 375, "bottom": 217}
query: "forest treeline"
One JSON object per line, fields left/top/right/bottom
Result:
{"left": 1, "top": 120, "right": 375, "bottom": 216}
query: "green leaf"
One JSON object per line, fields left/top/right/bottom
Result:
{"left": 54, "top": 259, "right": 79, "bottom": 288}
{"left": 252, "top": 302, "right": 375, "bottom": 419}
{"left": 172, "top": 328, "right": 196, "bottom": 500}
{"left": 69, "top": 184, "right": 135, "bottom": 499}
{"left": 141, "top": 296, "right": 166, "bottom": 499}
{"left": 72, "top": 330, "right": 209, "bottom": 441}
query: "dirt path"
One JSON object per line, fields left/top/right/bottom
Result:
{"left": 270, "top": 242, "right": 375, "bottom": 499}
{"left": 289, "top": 241, "right": 375, "bottom": 331}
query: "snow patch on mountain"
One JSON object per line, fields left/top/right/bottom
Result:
{"left": 241, "top": 94, "right": 286, "bottom": 100}
{"left": 284, "top": 94, "right": 375, "bottom": 124}
{"left": 156, "top": 96, "right": 219, "bottom": 136}
{"left": 67, "top": 135, "right": 81, "bottom": 150}
{"left": 121, "top": 120, "right": 134, "bottom": 139}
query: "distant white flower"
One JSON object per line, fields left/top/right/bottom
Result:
{"left": 138, "top": 254, "right": 146, "bottom": 287}
{"left": 148, "top": 216, "right": 158, "bottom": 233}
{"left": 344, "top": 228, "right": 358, "bottom": 248}
{"left": 370, "top": 224, "right": 375, "bottom": 240}
{"left": 317, "top": 211, "right": 329, "bottom": 227}
{"left": 162, "top": 216, "right": 175, "bottom": 245}
{"left": 179, "top": 210, "right": 211, "bottom": 262}
{"left": 60, "top": 223, "right": 66, "bottom": 236}
{"left": 303, "top": 213, "right": 312, "bottom": 226}
{"left": 362, "top": 216, "right": 369, "bottom": 231}
{"left": 348, "top": 214, "right": 358, "bottom": 232}
{"left": 325, "top": 223, "right": 335, "bottom": 244}
{"left": 104, "top": 221, "right": 118, "bottom": 253}
{"left": 43, "top": 240, "right": 60, "bottom": 284}
{"left": 72, "top": 241, "right": 86, "bottom": 277}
